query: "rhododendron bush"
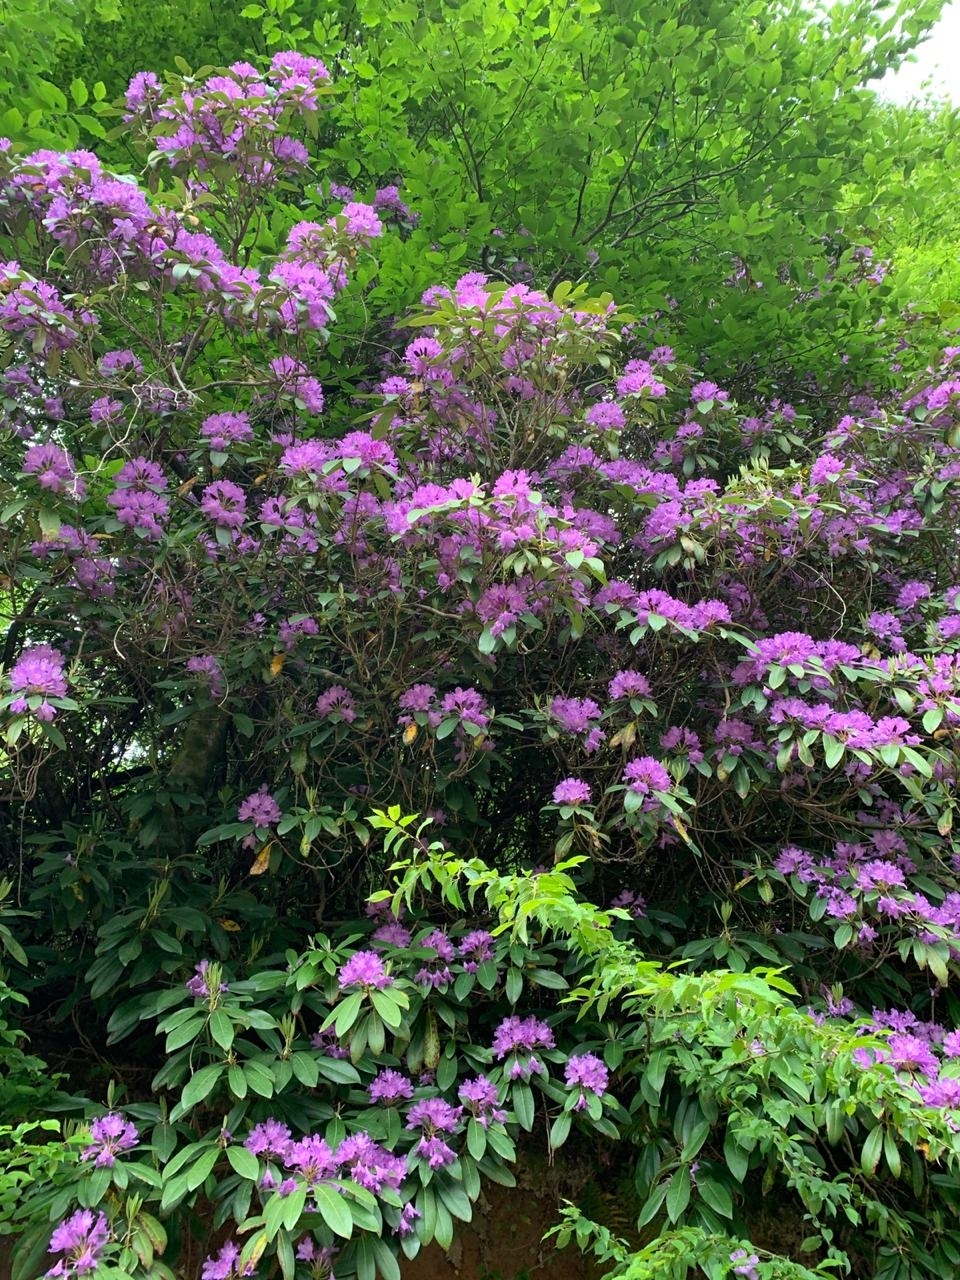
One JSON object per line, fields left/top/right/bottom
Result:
{"left": 4, "top": 51, "right": 960, "bottom": 1280}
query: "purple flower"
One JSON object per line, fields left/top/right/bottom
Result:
{"left": 397, "top": 1202, "right": 422, "bottom": 1237}
{"left": 608, "top": 669, "right": 651, "bottom": 700}
{"left": 458, "top": 929, "right": 494, "bottom": 972}
{"left": 186, "top": 959, "right": 229, "bottom": 999}
{"left": 23, "top": 442, "right": 85, "bottom": 497}
{"left": 660, "top": 726, "right": 704, "bottom": 763}
{"left": 399, "top": 684, "right": 436, "bottom": 713}
{"left": 887, "top": 1033, "right": 939, "bottom": 1077}
{"left": 316, "top": 685, "right": 357, "bottom": 723}
{"left": 585, "top": 401, "right": 626, "bottom": 430}
{"left": 458, "top": 1076, "right": 506, "bottom": 1127}
{"left": 330, "top": 201, "right": 383, "bottom": 243}
{"left": 201, "top": 480, "right": 246, "bottom": 529}
{"left": 311, "top": 1028, "right": 350, "bottom": 1058}
{"left": 564, "top": 1053, "right": 609, "bottom": 1102}
{"left": 8, "top": 645, "right": 68, "bottom": 721}
{"left": 413, "top": 1133, "right": 459, "bottom": 1168}
{"left": 245, "top": 1119, "right": 293, "bottom": 1159}
{"left": 81, "top": 1112, "right": 138, "bottom": 1167}
{"left": 46, "top": 1209, "right": 110, "bottom": 1277}
{"left": 200, "top": 1240, "right": 256, "bottom": 1280}
{"left": 186, "top": 655, "right": 226, "bottom": 699}
{"left": 284, "top": 1134, "right": 338, "bottom": 1186}
{"left": 238, "top": 787, "right": 281, "bottom": 828}
{"left": 622, "top": 756, "right": 671, "bottom": 797}
{"left": 691, "top": 380, "right": 728, "bottom": 404}
{"left": 406, "top": 1097, "right": 462, "bottom": 1134}
{"left": 414, "top": 927, "right": 456, "bottom": 988}
{"left": 337, "top": 950, "right": 394, "bottom": 991}
{"left": 296, "top": 1238, "right": 337, "bottom": 1275}
{"left": 439, "top": 686, "right": 490, "bottom": 733}
{"left": 492, "top": 1015, "right": 554, "bottom": 1059}
{"left": 98, "top": 348, "right": 143, "bottom": 376}
{"left": 369, "top": 1069, "right": 414, "bottom": 1105}
{"left": 201, "top": 411, "right": 253, "bottom": 451}
{"left": 372, "top": 920, "right": 412, "bottom": 947}
{"left": 552, "top": 777, "right": 592, "bottom": 806}
{"left": 550, "top": 696, "right": 605, "bottom": 753}
{"left": 611, "top": 889, "right": 646, "bottom": 918}
{"left": 337, "top": 430, "right": 397, "bottom": 470}
{"left": 617, "top": 359, "right": 666, "bottom": 398}
{"left": 729, "top": 1250, "right": 759, "bottom": 1280}
{"left": 269, "top": 356, "right": 325, "bottom": 413}
{"left": 337, "top": 1132, "right": 406, "bottom": 1192}
{"left": 919, "top": 1078, "right": 960, "bottom": 1107}
{"left": 107, "top": 456, "right": 169, "bottom": 539}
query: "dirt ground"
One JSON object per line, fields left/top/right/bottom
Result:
{"left": 403, "top": 1176, "right": 590, "bottom": 1280}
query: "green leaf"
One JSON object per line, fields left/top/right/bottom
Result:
{"left": 665, "top": 1167, "right": 691, "bottom": 1223}
{"left": 165, "top": 1014, "right": 206, "bottom": 1052}
{"left": 243, "top": 1061, "right": 275, "bottom": 1097}
{"left": 923, "top": 707, "right": 944, "bottom": 734}
{"left": 313, "top": 1182, "right": 354, "bottom": 1238}
{"left": 437, "top": 1179, "right": 473, "bottom": 1221}
{"left": 228, "top": 1063, "right": 248, "bottom": 1099}
{"left": 370, "top": 988, "right": 403, "bottom": 1028}
{"left": 467, "top": 1117, "right": 486, "bottom": 1160}
{"left": 179, "top": 1064, "right": 223, "bottom": 1112}
{"left": 549, "top": 1111, "right": 572, "bottom": 1149}
{"left": 291, "top": 1051, "right": 320, "bottom": 1086}
{"left": 185, "top": 1144, "right": 220, "bottom": 1192}
{"left": 227, "top": 1145, "right": 260, "bottom": 1181}
{"left": 334, "top": 990, "right": 364, "bottom": 1037}
{"left": 38, "top": 508, "right": 60, "bottom": 540}
{"left": 209, "top": 1009, "right": 235, "bottom": 1052}
{"left": 861, "top": 1123, "right": 883, "bottom": 1176}
{"left": 697, "top": 1176, "right": 733, "bottom": 1218}
{"left": 883, "top": 1127, "right": 901, "bottom": 1179}
{"left": 512, "top": 1082, "right": 534, "bottom": 1131}
{"left": 505, "top": 966, "right": 523, "bottom": 1004}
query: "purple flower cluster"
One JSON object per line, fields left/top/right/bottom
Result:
{"left": 729, "top": 1249, "right": 760, "bottom": 1280}
{"left": 201, "top": 1240, "right": 256, "bottom": 1280}
{"left": 564, "top": 1053, "right": 609, "bottom": 1109}
{"left": 458, "top": 929, "right": 495, "bottom": 972}
{"left": 186, "top": 654, "right": 226, "bottom": 699}
{"left": 552, "top": 777, "right": 592, "bottom": 806}
{"left": 406, "top": 1097, "right": 462, "bottom": 1168}
{"left": 46, "top": 1209, "right": 110, "bottom": 1278}
{"left": 316, "top": 684, "right": 357, "bottom": 723}
{"left": 81, "top": 1113, "right": 139, "bottom": 1167}
{"left": 550, "top": 696, "right": 604, "bottom": 753}
{"left": 414, "top": 928, "right": 456, "bottom": 988}
{"left": 622, "top": 756, "right": 672, "bottom": 801}
{"left": 124, "top": 55, "right": 329, "bottom": 186}
{"left": 369, "top": 1068, "right": 414, "bottom": 1105}
{"left": 338, "top": 950, "right": 394, "bottom": 991}
{"left": 774, "top": 827, "right": 960, "bottom": 959}
{"left": 458, "top": 1076, "right": 507, "bottom": 1127}
{"left": 8, "top": 644, "right": 68, "bottom": 721}
{"left": 107, "top": 457, "right": 170, "bottom": 540}
{"left": 22, "top": 443, "right": 85, "bottom": 498}
{"left": 201, "top": 411, "right": 253, "bottom": 453}
{"left": 243, "top": 1122, "right": 406, "bottom": 1194}
{"left": 237, "top": 787, "right": 282, "bottom": 828}
{"left": 492, "top": 1015, "right": 555, "bottom": 1079}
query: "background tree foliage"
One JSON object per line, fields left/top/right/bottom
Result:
{"left": 19, "top": 0, "right": 956, "bottom": 398}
